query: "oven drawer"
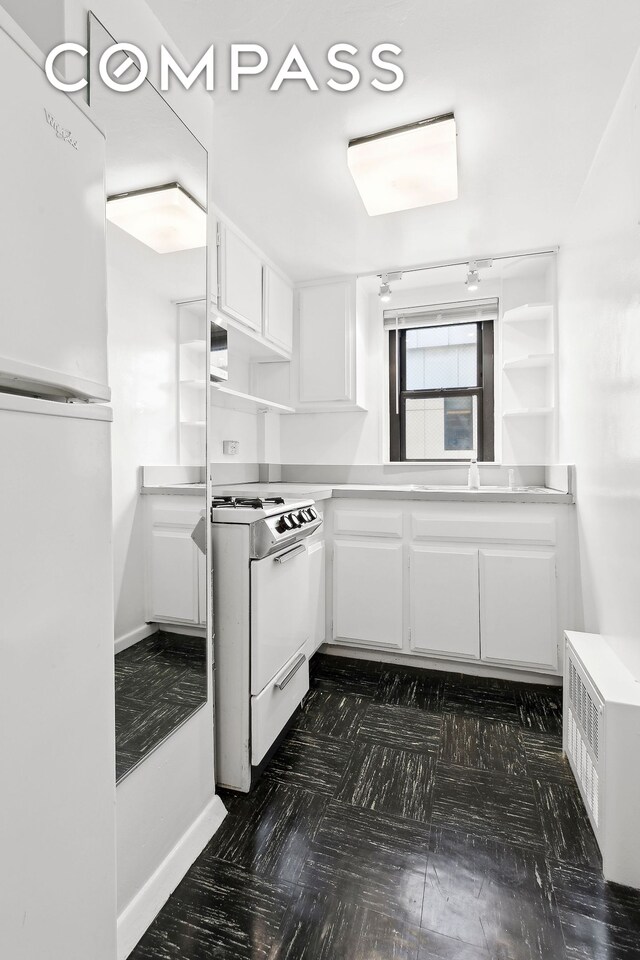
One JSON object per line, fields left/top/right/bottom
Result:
{"left": 251, "top": 648, "right": 309, "bottom": 765}
{"left": 251, "top": 541, "right": 310, "bottom": 695}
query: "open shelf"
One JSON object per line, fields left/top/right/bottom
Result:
{"left": 211, "top": 303, "right": 291, "bottom": 363}
{"left": 503, "top": 407, "right": 554, "bottom": 418}
{"left": 210, "top": 383, "right": 295, "bottom": 414}
{"left": 502, "top": 303, "right": 553, "bottom": 324}
{"left": 503, "top": 353, "right": 553, "bottom": 371}
{"left": 180, "top": 339, "right": 207, "bottom": 352}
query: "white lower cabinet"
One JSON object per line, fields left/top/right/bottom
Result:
{"left": 479, "top": 549, "right": 558, "bottom": 669}
{"left": 327, "top": 500, "right": 570, "bottom": 675}
{"left": 333, "top": 539, "right": 403, "bottom": 649}
{"left": 409, "top": 545, "right": 480, "bottom": 659}
{"left": 146, "top": 499, "right": 206, "bottom": 626}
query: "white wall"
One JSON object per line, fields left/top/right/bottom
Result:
{"left": 558, "top": 47, "right": 640, "bottom": 678}
{"left": 280, "top": 268, "right": 551, "bottom": 466}
{"left": 209, "top": 406, "right": 260, "bottom": 462}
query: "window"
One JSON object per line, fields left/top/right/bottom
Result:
{"left": 388, "top": 300, "right": 495, "bottom": 462}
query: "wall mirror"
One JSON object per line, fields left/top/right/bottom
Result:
{"left": 88, "top": 13, "right": 209, "bottom": 783}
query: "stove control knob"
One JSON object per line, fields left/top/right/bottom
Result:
{"left": 290, "top": 513, "right": 302, "bottom": 528}
{"left": 297, "top": 511, "right": 308, "bottom": 524}
{"left": 308, "top": 507, "right": 318, "bottom": 520}
{"left": 276, "top": 516, "right": 289, "bottom": 534}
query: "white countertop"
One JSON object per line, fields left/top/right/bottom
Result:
{"left": 210, "top": 482, "right": 573, "bottom": 504}
{"left": 141, "top": 482, "right": 206, "bottom": 496}
{"left": 141, "top": 481, "right": 573, "bottom": 503}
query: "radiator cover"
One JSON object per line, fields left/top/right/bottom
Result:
{"left": 564, "top": 632, "right": 640, "bottom": 889}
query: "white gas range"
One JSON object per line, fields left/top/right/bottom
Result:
{"left": 211, "top": 496, "right": 322, "bottom": 791}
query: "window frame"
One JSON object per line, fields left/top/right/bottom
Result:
{"left": 389, "top": 319, "right": 495, "bottom": 462}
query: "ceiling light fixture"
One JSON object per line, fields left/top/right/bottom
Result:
{"left": 106, "top": 182, "right": 207, "bottom": 254}
{"left": 378, "top": 271, "right": 403, "bottom": 302}
{"left": 348, "top": 113, "right": 458, "bottom": 217}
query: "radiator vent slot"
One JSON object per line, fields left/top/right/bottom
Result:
{"left": 567, "top": 711, "right": 599, "bottom": 826}
{"left": 568, "top": 656, "right": 600, "bottom": 760}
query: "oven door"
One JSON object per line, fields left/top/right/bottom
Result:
{"left": 250, "top": 541, "right": 310, "bottom": 695}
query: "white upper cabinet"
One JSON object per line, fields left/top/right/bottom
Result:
{"left": 263, "top": 265, "right": 294, "bottom": 354}
{"left": 218, "top": 222, "right": 263, "bottom": 333}
{"left": 297, "top": 278, "right": 363, "bottom": 410}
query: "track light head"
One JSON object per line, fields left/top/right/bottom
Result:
{"left": 378, "top": 271, "right": 403, "bottom": 302}
{"left": 466, "top": 261, "right": 481, "bottom": 292}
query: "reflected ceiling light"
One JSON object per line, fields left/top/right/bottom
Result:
{"left": 348, "top": 113, "right": 458, "bottom": 217}
{"left": 106, "top": 182, "right": 207, "bottom": 254}
{"left": 378, "top": 271, "right": 403, "bottom": 302}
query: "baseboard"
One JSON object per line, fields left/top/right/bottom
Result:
{"left": 318, "top": 643, "right": 562, "bottom": 686}
{"left": 117, "top": 794, "right": 227, "bottom": 960}
{"left": 115, "top": 623, "right": 158, "bottom": 655}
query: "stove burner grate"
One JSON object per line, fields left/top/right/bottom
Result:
{"left": 211, "top": 496, "right": 286, "bottom": 510}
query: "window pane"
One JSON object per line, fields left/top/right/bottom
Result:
{"left": 405, "top": 324, "right": 477, "bottom": 390}
{"left": 405, "top": 395, "right": 477, "bottom": 460}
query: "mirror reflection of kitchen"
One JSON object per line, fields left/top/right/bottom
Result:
{"left": 88, "top": 15, "right": 209, "bottom": 783}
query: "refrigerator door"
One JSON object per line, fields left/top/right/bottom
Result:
{"left": 0, "top": 26, "right": 109, "bottom": 401}
{"left": 0, "top": 393, "right": 117, "bottom": 960}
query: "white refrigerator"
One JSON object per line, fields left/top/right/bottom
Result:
{"left": 0, "top": 20, "right": 117, "bottom": 960}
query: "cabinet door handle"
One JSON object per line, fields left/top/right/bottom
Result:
{"left": 276, "top": 654, "right": 306, "bottom": 690}
{"left": 274, "top": 544, "right": 305, "bottom": 564}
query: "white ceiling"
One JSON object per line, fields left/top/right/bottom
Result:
{"left": 147, "top": 0, "right": 640, "bottom": 282}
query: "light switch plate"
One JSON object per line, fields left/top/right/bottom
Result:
{"left": 223, "top": 440, "right": 239, "bottom": 456}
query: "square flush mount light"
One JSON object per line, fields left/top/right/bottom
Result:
{"left": 106, "top": 182, "right": 207, "bottom": 254}
{"left": 347, "top": 113, "right": 458, "bottom": 216}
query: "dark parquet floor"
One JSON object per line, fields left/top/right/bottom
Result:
{"left": 130, "top": 653, "right": 640, "bottom": 959}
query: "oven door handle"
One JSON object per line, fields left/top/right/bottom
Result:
{"left": 275, "top": 653, "right": 306, "bottom": 690}
{"left": 274, "top": 543, "right": 306, "bottom": 564}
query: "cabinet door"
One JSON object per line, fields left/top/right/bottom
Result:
{"left": 480, "top": 549, "right": 557, "bottom": 668}
{"left": 308, "top": 539, "right": 326, "bottom": 653}
{"left": 149, "top": 526, "right": 200, "bottom": 624}
{"left": 298, "top": 280, "right": 353, "bottom": 403}
{"left": 333, "top": 540, "right": 403, "bottom": 649}
{"left": 218, "top": 223, "right": 262, "bottom": 332}
{"left": 264, "top": 265, "right": 293, "bottom": 353}
{"left": 410, "top": 546, "right": 480, "bottom": 659}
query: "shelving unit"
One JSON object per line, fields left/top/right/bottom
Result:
{"left": 501, "top": 302, "right": 556, "bottom": 463}
{"left": 178, "top": 299, "right": 208, "bottom": 464}
{"left": 501, "top": 302, "right": 554, "bottom": 324}
{"left": 503, "top": 407, "right": 554, "bottom": 418}
{"left": 210, "top": 383, "right": 295, "bottom": 415}
{"left": 503, "top": 354, "right": 553, "bottom": 371}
